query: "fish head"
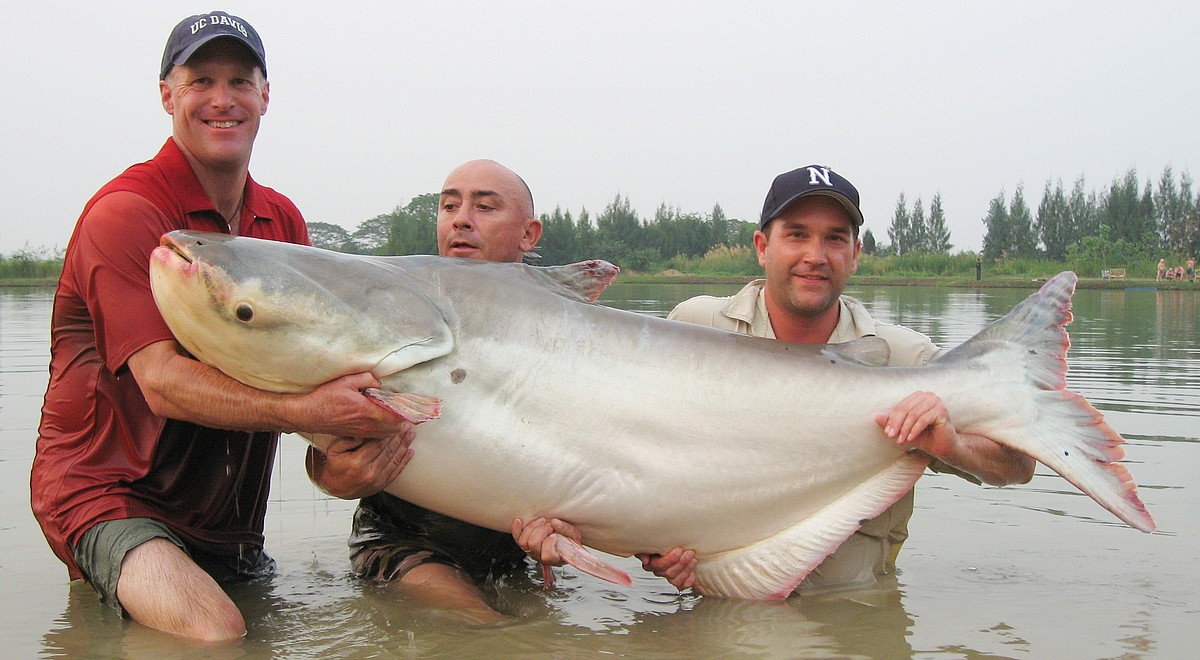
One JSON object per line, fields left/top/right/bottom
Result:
{"left": 149, "top": 230, "right": 453, "bottom": 393}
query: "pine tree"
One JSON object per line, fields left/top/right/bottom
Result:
{"left": 1155, "top": 165, "right": 1182, "bottom": 252}
{"left": 927, "top": 192, "right": 953, "bottom": 253}
{"left": 981, "top": 190, "right": 1010, "bottom": 260}
{"left": 596, "top": 194, "right": 640, "bottom": 261}
{"left": 1068, "top": 176, "right": 1098, "bottom": 239}
{"left": 910, "top": 197, "right": 928, "bottom": 253}
{"left": 1178, "top": 171, "right": 1198, "bottom": 256}
{"left": 1102, "top": 169, "right": 1142, "bottom": 244}
{"left": 862, "top": 228, "right": 877, "bottom": 255}
{"left": 888, "top": 193, "right": 910, "bottom": 256}
{"left": 1009, "top": 184, "right": 1038, "bottom": 257}
{"left": 1139, "top": 179, "right": 1158, "bottom": 249}
{"left": 709, "top": 203, "right": 731, "bottom": 247}
{"left": 575, "top": 208, "right": 596, "bottom": 262}
{"left": 539, "top": 206, "right": 578, "bottom": 264}
{"left": 1036, "top": 179, "right": 1072, "bottom": 260}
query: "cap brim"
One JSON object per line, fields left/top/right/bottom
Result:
{"left": 764, "top": 190, "right": 864, "bottom": 228}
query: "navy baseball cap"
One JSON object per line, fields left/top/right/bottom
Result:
{"left": 160, "top": 11, "right": 267, "bottom": 80}
{"left": 759, "top": 165, "right": 864, "bottom": 229}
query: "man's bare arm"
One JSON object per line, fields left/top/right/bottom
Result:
{"left": 127, "top": 339, "right": 409, "bottom": 437}
{"left": 876, "top": 390, "right": 1036, "bottom": 486}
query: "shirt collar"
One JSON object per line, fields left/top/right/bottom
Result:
{"left": 155, "top": 138, "right": 274, "bottom": 224}
{"left": 722, "top": 279, "right": 878, "bottom": 343}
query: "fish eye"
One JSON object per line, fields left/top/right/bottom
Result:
{"left": 235, "top": 302, "right": 254, "bottom": 322}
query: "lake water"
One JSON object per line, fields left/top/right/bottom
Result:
{"left": 1, "top": 281, "right": 1196, "bottom": 658}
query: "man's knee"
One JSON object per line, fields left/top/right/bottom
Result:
{"left": 401, "top": 561, "right": 474, "bottom": 588}
{"left": 398, "top": 562, "right": 509, "bottom": 623}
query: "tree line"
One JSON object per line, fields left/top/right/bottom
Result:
{"left": 979, "top": 166, "right": 1199, "bottom": 265}
{"left": 307, "top": 165, "right": 1196, "bottom": 275}
{"left": 878, "top": 165, "right": 1198, "bottom": 268}
{"left": 7, "top": 164, "right": 1195, "bottom": 280}
{"left": 308, "top": 192, "right": 759, "bottom": 272}
{"left": 880, "top": 192, "right": 954, "bottom": 256}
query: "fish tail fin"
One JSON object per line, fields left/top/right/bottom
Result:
{"left": 945, "top": 272, "right": 1155, "bottom": 533}
{"left": 1028, "top": 387, "right": 1155, "bottom": 532}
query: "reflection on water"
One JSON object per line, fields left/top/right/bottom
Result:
{"left": 3, "top": 282, "right": 1197, "bottom": 657}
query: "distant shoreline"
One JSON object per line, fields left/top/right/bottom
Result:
{"left": 604, "top": 274, "right": 1198, "bottom": 290}
{"left": 0, "top": 279, "right": 59, "bottom": 288}
{"left": 6, "top": 275, "right": 1196, "bottom": 291}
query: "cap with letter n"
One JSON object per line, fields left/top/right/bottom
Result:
{"left": 759, "top": 165, "right": 864, "bottom": 229}
{"left": 160, "top": 11, "right": 267, "bottom": 80}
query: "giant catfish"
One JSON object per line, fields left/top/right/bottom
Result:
{"left": 148, "top": 230, "right": 1155, "bottom": 599}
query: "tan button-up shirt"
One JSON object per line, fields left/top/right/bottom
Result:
{"left": 669, "top": 280, "right": 967, "bottom": 591}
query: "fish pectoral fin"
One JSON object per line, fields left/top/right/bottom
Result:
{"left": 823, "top": 336, "right": 891, "bottom": 367}
{"left": 362, "top": 388, "right": 442, "bottom": 423}
{"left": 551, "top": 534, "right": 633, "bottom": 587}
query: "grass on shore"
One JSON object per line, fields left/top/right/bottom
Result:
{"left": 4, "top": 273, "right": 1198, "bottom": 291}
{"left": 614, "top": 272, "right": 1196, "bottom": 289}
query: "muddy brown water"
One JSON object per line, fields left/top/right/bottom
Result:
{"left": 2, "top": 283, "right": 1195, "bottom": 658}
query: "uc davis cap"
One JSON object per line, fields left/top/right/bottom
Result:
{"left": 160, "top": 11, "right": 266, "bottom": 80}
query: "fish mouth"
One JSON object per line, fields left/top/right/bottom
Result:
{"left": 152, "top": 231, "right": 240, "bottom": 277}
{"left": 150, "top": 233, "right": 206, "bottom": 280}
{"left": 159, "top": 233, "right": 195, "bottom": 265}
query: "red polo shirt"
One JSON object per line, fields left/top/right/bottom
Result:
{"left": 32, "top": 138, "right": 309, "bottom": 580}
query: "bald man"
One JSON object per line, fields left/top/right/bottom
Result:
{"left": 308, "top": 160, "right": 609, "bottom": 622}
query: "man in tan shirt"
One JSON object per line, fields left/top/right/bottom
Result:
{"left": 647, "top": 165, "right": 1035, "bottom": 592}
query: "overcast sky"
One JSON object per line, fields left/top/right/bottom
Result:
{"left": 2, "top": 1, "right": 1197, "bottom": 257}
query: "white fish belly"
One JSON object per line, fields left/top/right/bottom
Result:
{"left": 378, "top": 303, "right": 1005, "bottom": 558}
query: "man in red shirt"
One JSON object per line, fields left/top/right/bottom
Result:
{"left": 31, "top": 11, "right": 412, "bottom": 642}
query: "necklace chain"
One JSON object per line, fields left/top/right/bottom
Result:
{"left": 226, "top": 194, "right": 245, "bottom": 232}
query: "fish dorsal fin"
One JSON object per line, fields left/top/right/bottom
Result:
{"left": 821, "top": 336, "right": 891, "bottom": 367}
{"left": 536, "top": 260, "right": 620, "bottom": 303}
{"left": 941, "top": 270, "right": 1073, "bottom": 389}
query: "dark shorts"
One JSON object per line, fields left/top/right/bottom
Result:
{"left": 349, "top": 494, "right": 526, "bottom": 584}
{"left": 73, "top": 518, "right": 275, "bottom": 614}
